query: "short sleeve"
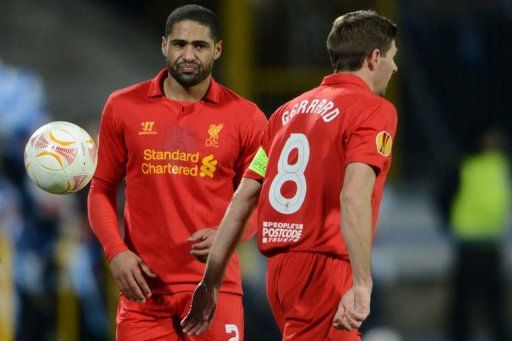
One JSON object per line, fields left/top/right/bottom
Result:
{"left": 233, "top": 105, "right": 267, "bottom": 186}
{"left": 345, "top": 101, "right": 397, "bottom": 172}
{"left": 243, "top": 111, "right": 278, "bottom": 181}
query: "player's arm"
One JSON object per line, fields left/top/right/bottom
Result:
{"left": 341, "top": 162, "right": 375, "bottom": 287}
{"left": 333, "top": 162, "right": 376, "bottom": 331}
{"left": 88, "top": 179, "right": 125, "bottom": 260}
{"left": 88, "top": 179, "right": 155, "bottom": 303}
{"left": 88, "top": 97, "right": 155, "bottom": 303}
{"left": 181, "top": 177, "right": 262, "bottom": 335}
{"left": 204, "top": 178, "right": 262, "bottom": 286}
{"left": 234, "top": 106, "right": 267, "bottom": 241}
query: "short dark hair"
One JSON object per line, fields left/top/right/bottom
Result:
{"left": 164, "top": 4, "right": 220, "bottom": 42}
{"left": 326, "top": 10, "right": 397, "bottom": 72}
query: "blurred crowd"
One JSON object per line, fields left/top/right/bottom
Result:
{"left": 0, "top": 59, "right": 108, "bottom": 340}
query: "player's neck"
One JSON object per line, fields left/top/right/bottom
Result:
{"left": 341, "top": 69, "right": 376, "bottom": 93}
{"left": 163, "top": 74, "right": 211, "bottom": 102}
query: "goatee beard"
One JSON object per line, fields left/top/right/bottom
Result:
{"left": 167, "top": 62, "right": 210, "bottom": 88}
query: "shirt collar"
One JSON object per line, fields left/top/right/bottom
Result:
{"left": 147, "top": 68, "right": 220, "bottom": 104}
{"left": 320, "top": 73, "right": 372, "bottom": 92}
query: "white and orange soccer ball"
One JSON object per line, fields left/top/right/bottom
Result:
{"left": 24, "top": 121, "right": 97, "bottom": 194}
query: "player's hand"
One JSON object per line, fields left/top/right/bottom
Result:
{"left": 110, "top": 250, "right": 157, "bottom": 303}
{"left": 180, "top": 281, "right": 218, "bottom": 335}
{"left": 188, "top": 228, "right": 217, "bottom": 263}
{"left": 332, "top": 285, "right": 371, "bottom": 331}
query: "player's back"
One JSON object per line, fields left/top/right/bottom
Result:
{"left": 257, "top": 73, "right": 396, "bottom": 258}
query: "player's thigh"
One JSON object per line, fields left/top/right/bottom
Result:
{"left": 266, "top": 259, "right": 285, "bottom": 333}
{"left": 277, "top": 253, "right": 358, "bottom": 340}
{"left": 116, "top": 294, "right": 179, "bottom": 341}
{"left": 281, "top": 302, "right": 361, "bottom": 341}
{"left": 178, "top": 292, "right": 244, "bottom": 341}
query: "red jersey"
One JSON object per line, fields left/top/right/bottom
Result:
{"left": 88, "top": 69, "right": 266, "bottom": 295}
{"left": 245, "top": 73, "right": 397, "bottom": 258}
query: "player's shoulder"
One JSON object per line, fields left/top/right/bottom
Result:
{"left": 351, "top": 90, "right": 397, "bottom": 117}
{"left": 371, "top": 95, "right": 396, "bottom": 114}
{"left": 107, "top": 79, "right": 152, "bottom": 104}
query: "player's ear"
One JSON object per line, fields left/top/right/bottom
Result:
{"left": 367, "top": 48, "right": 381, "bottom": 71}
{"left": 213, "top": 40, "right": 222, "bottom": 60}
{"left": 161, "top": 36, "right": 168, "bottom": 57}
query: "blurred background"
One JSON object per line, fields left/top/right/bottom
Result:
{"left": 1, "top": 0, "right": 512, "bottom": 340}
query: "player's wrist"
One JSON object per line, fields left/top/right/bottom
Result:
{"left": 353, "top": 280, "right": 373, "bottom": 291}
{"left": 106, "top": 245, "right": 130, "bottom": 261}
{"left": 199, "top": 279, "right": 220, "bottom": 293}
{"left": 201, "top": 273, "right": 222, "bottom": 289}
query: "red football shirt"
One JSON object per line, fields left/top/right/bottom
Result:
{"left": 245, "top": 73, "right": 397, "bottom": 258}
{"left": 88, "top": 69, "right": 266, "bottom": 295}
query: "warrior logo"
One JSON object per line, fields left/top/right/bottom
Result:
{"left": 138, "top": 121, "right": 157, "bottom": 135}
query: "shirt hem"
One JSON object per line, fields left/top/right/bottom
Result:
{"left": 263, "top": 249, "right": 350, "bottom": 261}
{"left": 150, "top": 283, "right": 243, "bottom": 296}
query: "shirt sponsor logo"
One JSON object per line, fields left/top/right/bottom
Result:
{"left": 200, "top": 154, "right": 217, "bottom": 178}
{"left": 376, "top": 131, "right": 392, "bottom": 156}
{"left": 261, "top": 221, "right": 303, "bottom": 244}
{"left": 138, "top": 121, "right": 157, "bottom": 135}
{"left": 205, "top": 123, "right": 223, "bottom": 148}
{"left": 141, "top": 149, "right": 217, "bottom": 177}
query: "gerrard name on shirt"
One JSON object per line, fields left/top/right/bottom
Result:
{"left": 282, "top": 98, "right": 340, "bottom": 125}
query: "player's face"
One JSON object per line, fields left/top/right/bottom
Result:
{"left": 162, "top": 20, "right": 222, "bottom": 88}
{"left": 374, "top": 40, "right": 398, "bottom": 96}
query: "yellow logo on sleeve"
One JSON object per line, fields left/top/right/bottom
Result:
{"left": 248, "top": 147, "right": 268, "bottom": 177}
{"left": 376, "top": 131, "right": 392, "bottom": 156}
{"left": 205, "top": 124, "right": 223, "bottom": 148}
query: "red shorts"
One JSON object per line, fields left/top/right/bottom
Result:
{"left": 116, "top": 292, "right": 243, "bottom": 341}
{"left": 266, "top": 252, "right": 361, "bottom": 340}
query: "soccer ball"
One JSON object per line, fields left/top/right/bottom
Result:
{"left": 24, "top": 121, "right": 97, "bottom": 194}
